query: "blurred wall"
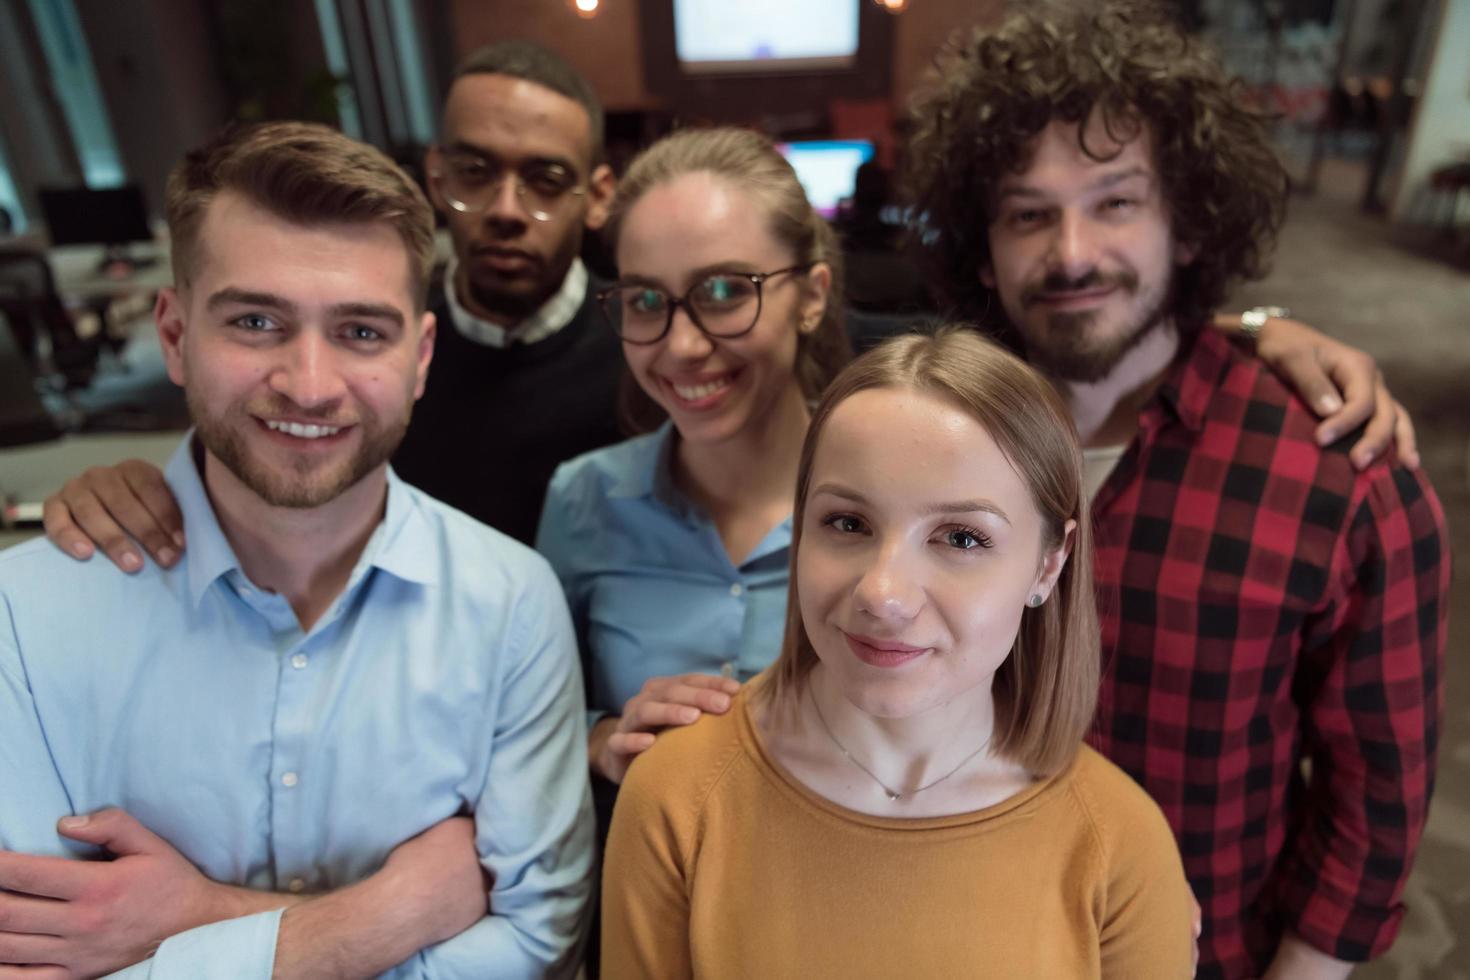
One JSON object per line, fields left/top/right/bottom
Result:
{"left": 448, "top": 0, "right": 654, "bottom": 110}
{"left": 1390, "top": 0, "right": 1470, "bottom": 220}
{"left": 74, "top": 0, "right": 230, "bottom": 216}
{"left": 446, "top": 0, "right": 1002, "bottom": 113}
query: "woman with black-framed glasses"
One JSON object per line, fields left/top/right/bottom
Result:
{"left": 535, "top": 127, "right": 852, "bottom": 796}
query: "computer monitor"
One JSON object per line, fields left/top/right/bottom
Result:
{"left": 38, "top": 185, "right": 153, "bottom": 249}
{"left": 777, "top": 140, "right": 874, "bottom": 218}
{"left": 673, "top": 0, "right": 859, "bottom": 74}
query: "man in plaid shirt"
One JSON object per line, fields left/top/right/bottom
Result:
{"left": 905, "top": 3, "right": 1450, "bottom": 978}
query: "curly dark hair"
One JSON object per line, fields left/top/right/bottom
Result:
{"left": 903, "top": 0, "right": 1288, "bottom": 346}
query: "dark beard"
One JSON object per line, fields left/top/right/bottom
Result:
{"left": 189, "top": 394, "right": 408, "bottom": 509}
{"left": 1019, "top": 269, "right": 1170, "bottom": 383}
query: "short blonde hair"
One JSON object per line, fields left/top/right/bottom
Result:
{"left": 604, "top": 126, "right": 851, "bottom": 431}
{"left": 763, "top": 328, "right": 1098, "bottom": 776}
{"left": 165, "top": 121, "right": 436, "bottom": 310}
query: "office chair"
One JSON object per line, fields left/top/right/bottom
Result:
{"left": 0, "top": 247, "right": 98, "bottom": 389}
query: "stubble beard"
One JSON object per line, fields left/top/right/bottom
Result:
{"left": 188, "top": 392, "right": 409, "bottom": 509}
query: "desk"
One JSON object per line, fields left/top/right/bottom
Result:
{"left": 48, "top": 242, "right": 172, "bottom": 303}
{"left": 0, "top": 430, "right": 183, "bottom": 550}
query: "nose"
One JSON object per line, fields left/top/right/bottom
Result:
{"left": 1048, "top": 209, "right": 1100, "bottom": 281}
{"left": 484, "top": 173, "right": 529, "bottom": 227}
{"left": 268, "top": 331, "right": 348, "bottom": 411}
{"left": 664, "top": 303, "right": 714, "bottom": 361}
{"left": 852, "top": 538, "right": 924, "bottom": 623}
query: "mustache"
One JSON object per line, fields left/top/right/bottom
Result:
{"left": 245, "top": 399, "right": 353, "bottom": 425}
{"left": 1021, "top": 268, "right": 1138, "bottom": 306}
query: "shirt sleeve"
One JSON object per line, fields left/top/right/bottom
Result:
{"left": 102, "top": 913, "right": 282, "bottom": 979}
{"left": 1096, "top": 771, "right": 1196, "bottom": 979}
{"left": 0, "top": 594, "right": 83, "bottom": 857}
{"left": 533, "top": 463, "right": 606, "bottom": 733}
{"left": 1273, "top": 462, "right": 1449, "bottom": 960}
{"left": 599, "top": 751, "right": 692, "bottom": 979}
{"left": 3, "top": 594, "right": 286, "bottom": 980}
{"left": 414, "top": 557, "right": 595, "bottom": 978}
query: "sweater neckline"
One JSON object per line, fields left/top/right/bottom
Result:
{"left": 733, "top": 683, "right": 1079, "bottom": 832}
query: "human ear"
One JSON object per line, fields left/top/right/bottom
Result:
{"left": 424, "top": 145, "right": 449, "bottom": 215}
{"left": 797, "top": 262, "right": 833, "bottom": 334}
{"left": 413, "top": 311, "right": 436, "bottom": 400}
{"left": 584, "top": 163, "right": 616, "bottom": 232}
{"left": 155, "top": 287, "right": 188, "bottom": 388}
{"left": 1173, "top": 238, "right": 1200, "bottom": 266}
{"left": 979, "top": 262, "right": 997, "bottom": 289}
{"left": 1030, "top": 518, "right": 1076, "bottom": 604}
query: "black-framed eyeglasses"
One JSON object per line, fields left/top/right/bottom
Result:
{"left": 598, "top": 265, "right": 813, "bottom": 345}
{"left": 431, "top": 148, "right": 586, "bottom": 222}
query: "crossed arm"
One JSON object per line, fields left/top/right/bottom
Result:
{"left": 0, "top": 810, "right": 484, "bottom": 980}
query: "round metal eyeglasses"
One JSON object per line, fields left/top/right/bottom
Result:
{"left": 432, "top": 150, "right": 586, "bottom": 222}
{"left": 597, "top": 265, "right": 813, "bottom": 345}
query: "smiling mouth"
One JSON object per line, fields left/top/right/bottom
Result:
{"left": 1034, "top": 287, "right": 1116, "bottom": 307}
{"left": 843, "top": 632, "right": 931, "bottom": 668}
{"left": 672, "top": 377, "right": 731, "bottom": 400}
{"left": 261, "top": 419, "right": 347, "bottom": 440}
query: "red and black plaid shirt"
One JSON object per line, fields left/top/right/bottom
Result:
{"left": 1087, "top": 328, "right": 1450, "bottom": 980}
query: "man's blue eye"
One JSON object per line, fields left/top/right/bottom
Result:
{"left": 235, "top": 314, "right": 273, "bottom": 331}
{"left": 346, "top": 325, "right": 382, "bottom": 342}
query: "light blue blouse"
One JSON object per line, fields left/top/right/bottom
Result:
{"left": 536, "top": 423, "right": 792, "bottom": 723}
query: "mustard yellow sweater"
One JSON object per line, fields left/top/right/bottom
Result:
{"left": 603, "top": 689, "right": 1193, "bottom": 979}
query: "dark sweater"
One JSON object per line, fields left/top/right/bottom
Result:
{"left": 392, "top": 279, "right": 624, "bottom": 544}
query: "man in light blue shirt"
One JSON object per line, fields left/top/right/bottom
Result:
{"left": 0, "top": 121, "right": 592, "bottom": 978}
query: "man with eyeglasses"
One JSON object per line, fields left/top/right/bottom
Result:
{"left": 392, "top": 41, "right": 621, "bottom": 543}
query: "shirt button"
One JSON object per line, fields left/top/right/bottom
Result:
{"left": 729, "top": 583, "right": 744, "bottom": 597}
{"left": 287, "top": 877, "right": 306, "bottom": 893}
{"left": 721, "top": 661, "right": 736, "bottom": 679}
{"left": 281, "top": 772, "right": 299, "bottom": 788}
{"left": 291, "top": 654, "right": 308, "bottom": 670}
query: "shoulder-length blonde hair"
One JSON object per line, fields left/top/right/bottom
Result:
{"left": 762, "top": 328, "right": 1098, "bottom": 777}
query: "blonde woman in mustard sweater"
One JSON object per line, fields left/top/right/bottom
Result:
{"left": 603, "top": 328, "right": 1194, "bottom": 978}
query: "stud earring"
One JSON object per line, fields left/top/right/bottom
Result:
{"left": 1027, "top": 594, "right": 1045, "bottom": 608}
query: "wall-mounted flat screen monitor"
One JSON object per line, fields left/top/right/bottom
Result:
{"left": 38, "top": 185, "right": 152, "bottom": 248}
{"left": 778, "top": 140, "right": 873, "bottom": 218}
{"left": 674, "top": 0, "right": 859, "bottom": 74}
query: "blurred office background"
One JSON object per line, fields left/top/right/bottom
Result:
{"left": 0, "top": 1, "right": 1466, "bottom": 974}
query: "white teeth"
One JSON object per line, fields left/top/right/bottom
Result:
{"left": 265, "top": 420, "right": 342, "bottom": 439}
{"left": 672, "top": 378, "right": 731, "bottom": 401}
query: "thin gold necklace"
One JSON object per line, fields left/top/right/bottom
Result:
{"left": 808, "top": 685, "right": 993, "bottom": 802}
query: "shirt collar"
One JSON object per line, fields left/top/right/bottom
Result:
{"left": 443, "top": 257, "right": 587, "bottom": 348}
{"left": 1149, "top": 326, "right": 1234, "bottom": 434}
{"left": 607, "top": 420, "right": 676, "bottom": 501}
{"left": 166, "top": 434, "right": 439, "bottom": 609}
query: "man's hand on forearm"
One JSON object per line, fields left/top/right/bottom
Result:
{"left": 0, "top": 808, "right": 299, "bottom": 977}
{"left": 271, "top": 816, "right": 487, "bottom": 980}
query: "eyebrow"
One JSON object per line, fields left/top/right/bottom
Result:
{"left": 810, "top": 483, "right": 1012, "bottom": 525}
{"left": 443, "top": 141, "right": 579, "bottom": 176}
{"left": 616, "top": 263, "right": 763, "bottom": 291}
{"left": 206, "top": 288, "right": 404, "bottom": 327}
{"left": 997, "top": 165, "right": 1154, "bottom": 202}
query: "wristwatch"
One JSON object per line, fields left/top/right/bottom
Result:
{"left": 1239, "top": 305, "right": 1290, "bottom": 339}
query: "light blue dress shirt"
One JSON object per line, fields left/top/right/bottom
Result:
{"left": 0, "top": 437, "right": 593, "bottom": 979}
{"left": 535, "top": 422, "right": 791, "bottom": 724}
